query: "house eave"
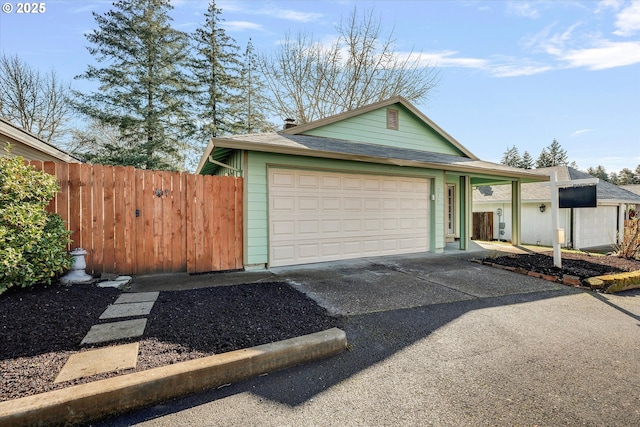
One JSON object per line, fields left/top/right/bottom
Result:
{"left": 0, "top": 118, "right": 81, "bottom": 163}
{"left": 201, "top": 137, "right": 549, "bottom": 182}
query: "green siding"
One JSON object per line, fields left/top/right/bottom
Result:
{"left": 302, "top": 105, "right": 465, "bottom": 157}
{"left": 245, "top": 150, "right": 446, "bottom": 266}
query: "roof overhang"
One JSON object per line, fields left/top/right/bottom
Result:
{"left": 0, "top": 118, "right": 81, "bottom": 163}
{"left": 197, "top": 134, "right": 549, "bottom": 184}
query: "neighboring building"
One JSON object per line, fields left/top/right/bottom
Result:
{"left": 473, "top": 166, "right": 640, "bottom": 250}
{"left": 621, "top": 185, "right": 640, "bottom": 197}
{"left": 197, "top": 96, "right": 547, "bottom": 268}
{"left": 0, "top": 118, "right": 80, "bottom": 163}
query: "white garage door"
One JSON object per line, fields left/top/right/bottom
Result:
{"left": 268, "top": 169, "right": 430, "bottom": 267}
{"left": 575, "top": 206, "right": 617, "bottom": 249}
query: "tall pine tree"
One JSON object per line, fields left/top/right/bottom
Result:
{"left": 519, "top": 151, "right": 534, "bottom": 169}
{"left": 191, "top": 0, "right": 241, "bottom": 140}
{"left": 536, "top": 139, "right": 568, "bottom": 168}
{"left": 232, "top": 38, "right": 277, "bottom": 134}
{"left": 500, "top": 146, "right": 522, "bottom": 168}
{"left": 74, "top": 0, "right": 195, "bottom": 170}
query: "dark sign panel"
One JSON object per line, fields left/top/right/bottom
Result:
{"left": 559, "top": 185, "right": 597, "bottom": 208}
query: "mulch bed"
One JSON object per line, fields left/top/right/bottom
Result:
{"left": 0, "top": 282, "right": 342, "bottom": 402}
{"left": 482, "top": 251, "right": 640, "bottom": 283}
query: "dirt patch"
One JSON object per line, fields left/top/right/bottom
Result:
{"left": 483, "top": 251, "right": 640, "bottom": 281}
{"left": 0, "top": 282, "right": 342, "bottom": 402}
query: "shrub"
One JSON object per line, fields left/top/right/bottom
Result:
{"left": 0, "top": 150, "right": 72, "bottom": 295}
{"left": 616, "top": 218, "right": 640, "bottom": 260}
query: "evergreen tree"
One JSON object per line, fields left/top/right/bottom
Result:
{"left": 191, "top": 0, "right": 242, "bottom": 140}
{"left": 618, "top": 168, "right": 637, "bottom": 185}
{"left": 74, "top": 0, "right": 195, "bottom": 170}
{"left": 609, "top": 171, "right": 619, "bottom": 184}
{"left": 500, "top": 145, "right": 522, "bottom": 168}
{"left": 536, "top": 139, "right": 568, "bottom": 168}
{"left": 231, "top": 38, "right": 277, "bottom": 134}
{"left": 535, "top": 149, "right": 552, "bottom": 168}
{"left": 519, "top": 151, "right": 534, "bottom": 169}
{"left": 587, "top": 165, "right": 609, "bottom": 182}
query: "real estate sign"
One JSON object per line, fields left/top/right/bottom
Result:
{"left": 558, "top": 185, "right": 597, "bottom": 208}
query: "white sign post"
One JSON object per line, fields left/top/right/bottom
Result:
{"left": 550, "top": 171, "right": 562, "bottom": 268}
{"left": 548, "top": 172, "right": 599, "bottom": 268}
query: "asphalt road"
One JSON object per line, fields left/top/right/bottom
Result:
{"left": 95, "top": 254, "right": 640, "bottom": 426}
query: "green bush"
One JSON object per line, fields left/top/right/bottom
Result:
{"left": 0, "top": 150, "right": 72, "bottom": 295}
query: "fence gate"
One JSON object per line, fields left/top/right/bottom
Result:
{"left": 28, "top": 162, "right": 243, "bottom": 276}
{"left": 472, "top": 212, "right": 494, "bottom": 241}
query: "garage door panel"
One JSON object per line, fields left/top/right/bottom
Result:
{"left": 269, "top": 169, "right": 430, "bottom": 267}
{"left": 298, "top": 173, "right": 319, "bottom": 187}
{"left": 298, "top": 197, "right": 319, "bottom": 210}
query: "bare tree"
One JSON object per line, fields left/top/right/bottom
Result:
{"left": 258, "top": 7, "right": 439, "bottom": 124}
{"left": 0, "top": 54, "right": 71, "bottom": 142}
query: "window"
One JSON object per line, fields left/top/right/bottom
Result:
{"left": 447, "top": 184, "right": 456, "bottom": 235}
{"left": 386, "top": 108, "right": 399, "bottom": 130}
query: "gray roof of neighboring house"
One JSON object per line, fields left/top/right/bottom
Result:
{"left": 199, "top": 132, "right": 549, "bottom": 182}
{"left": 473, "top": 166, "right": 640, "bottom": 204}
{"left": 621, "top": 185, "right": 640, "bottom": 196}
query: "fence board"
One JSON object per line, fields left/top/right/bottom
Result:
{"left": 91, "top": 165, "right": 105, "bottom": 275}
{"left": 68, "top": 164, "right": 81, "bottom": 252}
{"left": 25, "top": 163, "right": 242, "bottom": 276}
{"left": 134, "top": 168, "right": 145, "bottom": 275}
{"left": 123, "top": 166, "right": 135, "bottom": 274}
{"left": 79, "top": 164, "right": 93, "bottom": 272}
{"left": 102, "top": 167, "right": 116, "bottom": 274}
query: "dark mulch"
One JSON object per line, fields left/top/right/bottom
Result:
{"left": 483, "top": 251, "right": 640, "bottom": 281}
{"left": 0, "top": 281, "right": 342, "bottom": 402}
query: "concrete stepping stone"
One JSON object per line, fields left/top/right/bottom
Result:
{"left": 97, "top": 276, "right": 133, "bottom": 289}
{"left": 81, "top": 319, "right": 148, "bottom": 345}
{"left": 114, "top": 292, "right": 159, "bottom": 304}
{"left": 54, "top": 342, "right": 139, "bottom": 383}
{"left": 99, "top": 301, "right": 155, "bottom": 319}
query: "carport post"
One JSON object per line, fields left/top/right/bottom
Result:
{"left": 459, "top": 175, "right": 470, "bottom": 250}
{"left": 511, "top": 181, "right": 521, "bottom": 246}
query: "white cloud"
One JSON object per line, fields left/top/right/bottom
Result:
{"left": 489, "top": 63, "right": 553, "bottom": 77}
{"left": 613, "top": 1, "right": 640, "bottom": 36}
{"left": 571, "top": 129, "right": 593, "bottom": 137}
{"left": 596, "top": 0, "right": 624, "bottom": 12}
{"left": 410, "top": 51, "right": 488, "bottom": 69}
{"left": 507, "top": 1, "right": 540, "bottom": 19}
{"left": 275, "top": 9, "right": 324, "bottom": 23}
{"left": 405, "top": 51, "right": 552, "bottom": 77}
{"left": 224, "top": 21, "right": 265, "bottom": 32}
{"left": 561, "top": 40, "right": 640, "bottom": 69}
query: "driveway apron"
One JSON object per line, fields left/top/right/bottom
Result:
{"left": 270, "top": 252, "right": 564, "bottom": 316}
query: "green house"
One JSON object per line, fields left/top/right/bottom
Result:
{"left": 197, "top": 96, "right": 547, "bottom": 269}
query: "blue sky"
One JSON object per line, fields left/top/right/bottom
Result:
{"left": 0, "top": 0, "right": 639, "bottom": 172}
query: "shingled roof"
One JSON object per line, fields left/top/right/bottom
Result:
{"left": 473, "top": 165, "right": 640, "bottom": 204}
{"left": 199, "top": 132, "right": 548, "bottom": 182}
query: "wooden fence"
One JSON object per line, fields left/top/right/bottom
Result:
{"left": 472, "top": 212, "right": 494, "bottom": 241}
{"left": 27, "top": 161, "right": 243, "bottom": 276}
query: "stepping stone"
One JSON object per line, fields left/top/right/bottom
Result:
{"left": 99, "top": 301, "right": 155, "bottom": 319}
{"left": 97, "top": 275, "right": 133, "bottom": 289}
{"left": 81, "top": 319, "right": 148, "bottom": 345}
{"left": 115, "top": 292, "right": 159, "bottom": 304}
{"left": 54, "top": 342, "right": 139, "bottom": 383}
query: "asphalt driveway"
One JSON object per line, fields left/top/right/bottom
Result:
{"left": 106, "top": 252, "right": 640, "bottom": 426}
{"left": 270, "top": 252, "right": 564, "bottom": 315}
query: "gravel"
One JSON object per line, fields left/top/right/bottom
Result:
{"left": 0, "top": 281, "right": 342, "bottom": 402}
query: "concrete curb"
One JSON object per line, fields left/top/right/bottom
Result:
{"left": 0, "top": 328, "right": 347, "bottom": 427}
